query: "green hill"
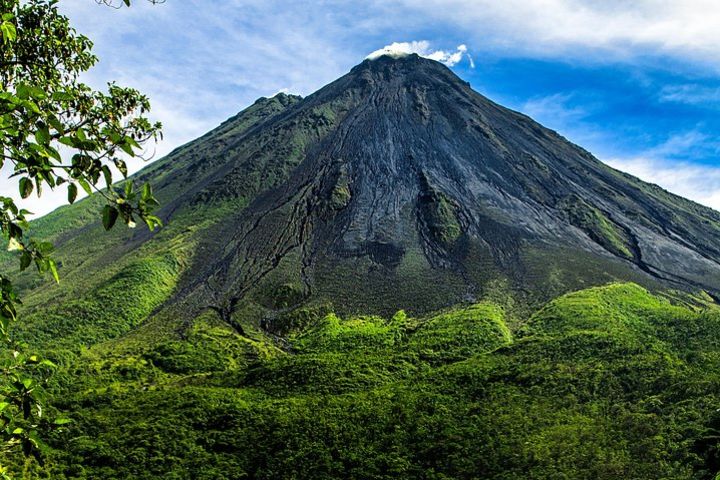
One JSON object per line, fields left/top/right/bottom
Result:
{"left": 9, "top": 283, "right": 716, "bottom": 479}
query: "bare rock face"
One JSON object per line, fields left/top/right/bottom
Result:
{"left": 159, "top": 54, "right": 720, "bottom": 317}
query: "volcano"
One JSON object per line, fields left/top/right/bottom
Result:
{"left": 154, "top": 53, "right": 720, "bottom": 321}
{"left": 22, "top": 53, "right": 720, "bottom": 333}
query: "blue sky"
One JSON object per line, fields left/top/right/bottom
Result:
{"left": 7, "top": 0, "right": 720, "bottom": 215}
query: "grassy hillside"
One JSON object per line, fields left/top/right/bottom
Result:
{"left": 6, "top": 282, "right": 719, "bottom": 479}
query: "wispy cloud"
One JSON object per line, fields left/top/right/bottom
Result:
{"left": 659, "top": 84, "right": 720, "bottom": 107}
{"left": 396, "top": 0, "right": 720, "bottom": 67}
{"left": 521, "top": 93, "right": 590, "bottom": 125}
{"left": 516, "top": 91, "right": 610, "bottom": 149}
{"left": 607, "top": 157, "right": 720, "bottom": 211}
{"left": 641, "top": 131, "right": 720, "bottom": 158}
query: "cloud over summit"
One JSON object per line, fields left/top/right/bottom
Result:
{"left": 366, "top": 41, "right": 472, "bottom": 67}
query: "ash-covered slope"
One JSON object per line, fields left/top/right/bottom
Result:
{"left": 170, "top": 53, "right": 720, "bottom": 321}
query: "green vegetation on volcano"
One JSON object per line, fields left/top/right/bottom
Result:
{"left": 4, "top": 282, "right": 720, "bottom": 479}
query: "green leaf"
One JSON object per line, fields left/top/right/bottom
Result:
{"left": 38, "top": 241, "right": 54, "bottom": 254}
{"left": 102, "top": 205, "right": 118, "bottom": 231}
{"left": 68, "top": 183, "right": 77, "bottom": 204}
{"left": 8, "top": 223, "right": 22, "bottom": 239}
{"left": 20, "top": 252, "right": 31, "bottom": 271}
{"left": 46, "top": 145, "right": 62, "bottom": 161}
{"left": 48, "top": 259, "right": 59, "bottom": 283}
{"left": 1, "top": 21, "right": 16, "bottom": 44}
{"left": 58, "top": 136, "right": 76, "bottom": 148}
{"left": 53, "top": 418, "right": 72, "bottom": 425}
{"left": 119, "top": 141, "right": 136, "bottom": 157}
{"left": 35, "top": 125, "right": 50, "bottom": 145}
{"left": 77, "top": 178, "right": 92, "bottom": 196}
{"left": 15, "top": 83, "right": 30, "bottom": 100}
{"left": 144, "top": 215, "right": 163, "bottom": 231}
{"left": 27, "top": 86, "right": 46, "bottom": 100}
{"left": 48, "top": 115, "right": 65, "bottom": 134}
{"left": 19, "top": 177, "right": 33, "bottom": 199}
{"left": 101, "top": 165, "right": 113, "bottom": 188}
{"left": 142, "top": 183, "right": 153, "bottom": 201}
{"left": 115, "top": 159, "right": 128, "bottom": 177}
{"left": 22, "top": 98, "right": 41, "bottom": 114}
{"left": 51, "top": 91, "right": 74, "bottom": 102}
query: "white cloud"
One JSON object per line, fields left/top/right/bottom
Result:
{"left": 513, "top": 96, "right": 720, "bottom": 214}
{"left": 514, "top": 92, "right": 610, "bottom": 149}
{"left": 607, "top": 157, "right": 720, "bottom": 211}
{"left": 272, "top": 87, "right": 292, "bottom": 96}
{"left": 466, "top": 51, "right": 476, "bottom": 69}
{"left": 366, "top": 41, "right": 473, "bottom": 67}
{"left": 396, "top": 0, "right": 720, "bottom": 67}
{"left": 605, "top": 132, "right": 720, "bottom": 211}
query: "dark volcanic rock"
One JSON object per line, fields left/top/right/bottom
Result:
{"left": 166, "top": 54, "right": 720, "bottom": 316}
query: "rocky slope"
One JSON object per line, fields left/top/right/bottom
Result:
{"left": 177, "top": 54, "right": 720, "bottom": 324}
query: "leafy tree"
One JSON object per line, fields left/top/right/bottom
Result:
{"left": 0, "top": 0, "right": 162, "bottom": 473}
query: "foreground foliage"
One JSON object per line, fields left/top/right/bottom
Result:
{"left": 5, "top": 282, "right": 720, "bottom": 479}
{"left": 1, "top": 0, "right": 162, "bottom": 471}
